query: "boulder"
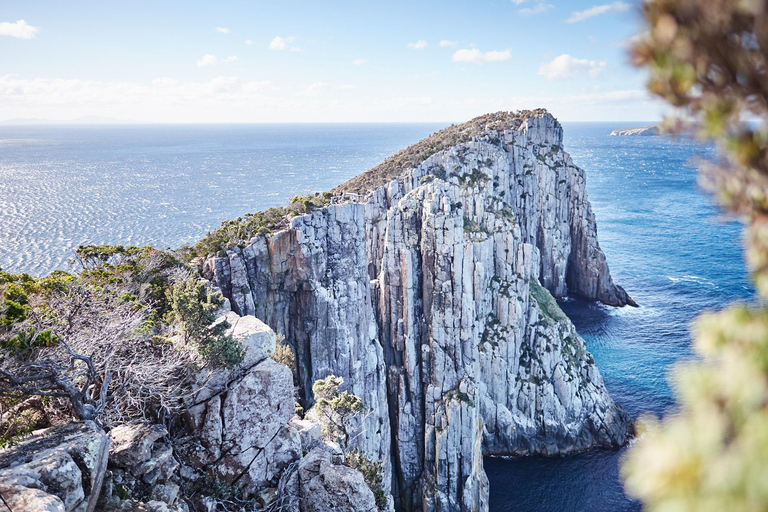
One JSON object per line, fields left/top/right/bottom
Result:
{"left": 0, "top": 421, "right": 109, "bottom": 512}
{"left": 297, "top": 448, "right": 377, "bottom": 512}
{"left": 109, "top": 424, "right": 167, "bottom": 468}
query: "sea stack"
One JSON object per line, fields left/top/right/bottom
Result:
{"left": 203, "top": 109, "right": 633, "bottom": 512}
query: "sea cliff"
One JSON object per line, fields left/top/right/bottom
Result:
{"left": 201, "top": 109, "right": 633, "bottom": 511}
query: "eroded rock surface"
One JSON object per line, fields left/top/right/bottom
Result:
{"left": 0, "top": 421, "right": 109, "bottom": 512}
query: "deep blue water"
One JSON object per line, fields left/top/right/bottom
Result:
{"left": 0, "top": 122, "right": 753, "bottom": 510}
{"left": 486, "top": 123, "right": 753, "bottom": 512}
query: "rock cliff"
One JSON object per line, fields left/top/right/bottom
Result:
{"left": 202, "top": 110, "right": 633, "bottom": 512}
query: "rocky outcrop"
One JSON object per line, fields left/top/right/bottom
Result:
{"left": 100, "top": 423, "right": 181, "bottom": 512}
{"left": 181, "top": 300, "right": 300, "bottom": 493}
{"left": 177, "top": 305, "right": 380, "bottom": 512}
{"left": 202, "top": 110, "right": 633, "bottom": 512}
{"left": 610, "top": 126, "right": 660, "bottom": 136}
{"left": 291, "top": 448, "right": 378, "bottom": 512}
{"left": 0, "top": 421, "right": 109, "bottom": 512}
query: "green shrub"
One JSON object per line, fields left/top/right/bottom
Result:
{"left": 167, "top": 277, "right": 244, "bottom": 368}
{"left": 189, "top": 192, "right": 333, "bottom": 258}
{"left": 271, "top": 335, "right": 295, "bottom": 371}
{"left": 312, "top": 375, "right": 364, "bottom": 456}
{"left": 347, "top": 448, "right": 388, "bottom": 510}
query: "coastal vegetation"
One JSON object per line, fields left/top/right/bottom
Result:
{"left": 0, "top": 244, "right": 240, "bottom": 436}
{"left": 187, "top": 109, "right": 548, "bottom": 259}
{"left": 334, "top": 109, "right": 545, "bottom": 195}
{"left": 311, "top": 375, "right": 387, "bottom": 510}
{"left": 189, "top": 191, "right": 333, "bottom": 258}
{"left": 622, "top": 1, "right": 768, "bottom": 509}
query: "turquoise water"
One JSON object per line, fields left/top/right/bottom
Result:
{"left": 0, "top": 122, "right": 751, "bottom": 510}
{"left": 485, "top": 123, "right": 753, "bottom": 512}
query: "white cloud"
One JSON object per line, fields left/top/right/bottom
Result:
{"left": 197, "top": 54, "right": 218, "bottom": 68}
{"left": 352, "top": 59, "right": 368, "bottom": 65}
{"left": 151, "top": 77, "right": 179, "bottom": 87}
{"left": 566, "top": 2, "right": 631, "bottom": 23}
{"left": 269, "top": 36, "right": 296, "bottom": 50}
{"left": 296, "top": 82, "right": 330, "bottom": 96}
{"left": 0, "top": 73, "right": 662, "bottom": 123}
{"left": 338, "top": 84, "right": 358, "bottom": 90}
{"left": 214, "top": 27, "right": 230, "bottom": 34}
{"left": 439, "top": 40, "right": 458, "bottom": 47}
{"left": 610, "top": 32, "right": 649, "bottom": 48}
{"left": 242, "top": 80, "right": 277, "bottom": 93}
{"left": 245, "top": 39, "right": 254, "bottom": 45}
{"left": 0, "top": 20, "right": 40, "bottom": 39}
{"left": 484, "top": 50, "right": 512, "bottom": 62}
{"left": 408, "top": 40, "right": 427, "bottom": 50}
{"left": 223, "top": 56, "right": 239, "bottom": 63}
{"left": 452, "top": 48, "right": 511, "bottom": 65}
{"left": 538, "top": 54, "right": 606, "bottom": 79}
{"left": 510, "top": 0, "right": 527, "bottom": 4}
{"left": 207, "top": 76, "right": 239, "bottom": 93}
{"left": 519, "top": 1, "right": 554, "bottom": 15}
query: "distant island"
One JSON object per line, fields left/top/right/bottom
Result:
{"left": 610, "top": 126, "right": 660, "bottom": 136}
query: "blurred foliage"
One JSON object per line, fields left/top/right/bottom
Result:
{"left": 623, "top": 1, "right": 768, "bottom": 510}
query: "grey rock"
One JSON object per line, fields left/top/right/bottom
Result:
{"left": 150, "top": 482, "right": 180, "bottom": 505}
{"left": 298, "top": 448, "right": 378, "bottom": 512}
{"left": 0, "top": 421, "right": 109, "bottom": 512}
{"left": 0, "top": 483, "right": 66, "bottom": 512}
{"left": 203, "top": 110, "right": 633, "bottom": 512}
{"left": 109, "top": 423, "right": 167, "bottom": 469}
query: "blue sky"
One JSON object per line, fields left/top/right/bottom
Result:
{"left": 0, "top": 0, "right": 666, "bottom": 123}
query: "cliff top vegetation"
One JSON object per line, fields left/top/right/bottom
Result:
{"left": 333, "top": 108, "right": 551, "bottom": 195}
{"left": 0, "top": 244, "right": 242, "bottom": 436}
{"left": 189, "top": 109, "right": 553, "bottom": 258}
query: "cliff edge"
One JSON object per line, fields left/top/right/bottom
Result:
{"left": 202, "top": 110, "right": 634, "bottom": 512}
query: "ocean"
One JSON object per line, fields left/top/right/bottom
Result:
{"left": 0, "top": 122, "right": 753, "bottom": 511}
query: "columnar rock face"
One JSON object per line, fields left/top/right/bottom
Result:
{"left": 203, "top": 110, "right": 633, "bottom": 512}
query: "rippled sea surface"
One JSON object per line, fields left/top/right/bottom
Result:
{"left": 0, "top": 122, "right": 752, "bottom": 511}
{"left": 0, "top": 124, "right": 443, "bottom": 275}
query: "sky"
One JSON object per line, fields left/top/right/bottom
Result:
{"left": 0, "top": 0, "right": 667, "bottom": 123}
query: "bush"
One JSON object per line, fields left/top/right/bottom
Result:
{"left": 167, "top": 276, "right": 244, "bottom": 368}
{"left": 189, "top": 192, "right": 333, "bottom": 258}
{"left": 347, "top": 449, "right": 388, "bottom": 510}
{"left": 0, "top": 247, "right": 199, "bottom": 424}
{"left": 271, "top": 335, "right": 295, "bottom": 371}
{"left": 622, "top": 1, "right": 768, "bottom": 510}
{"left": 312, "top": 375, "right": 364, "bottom": 456}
